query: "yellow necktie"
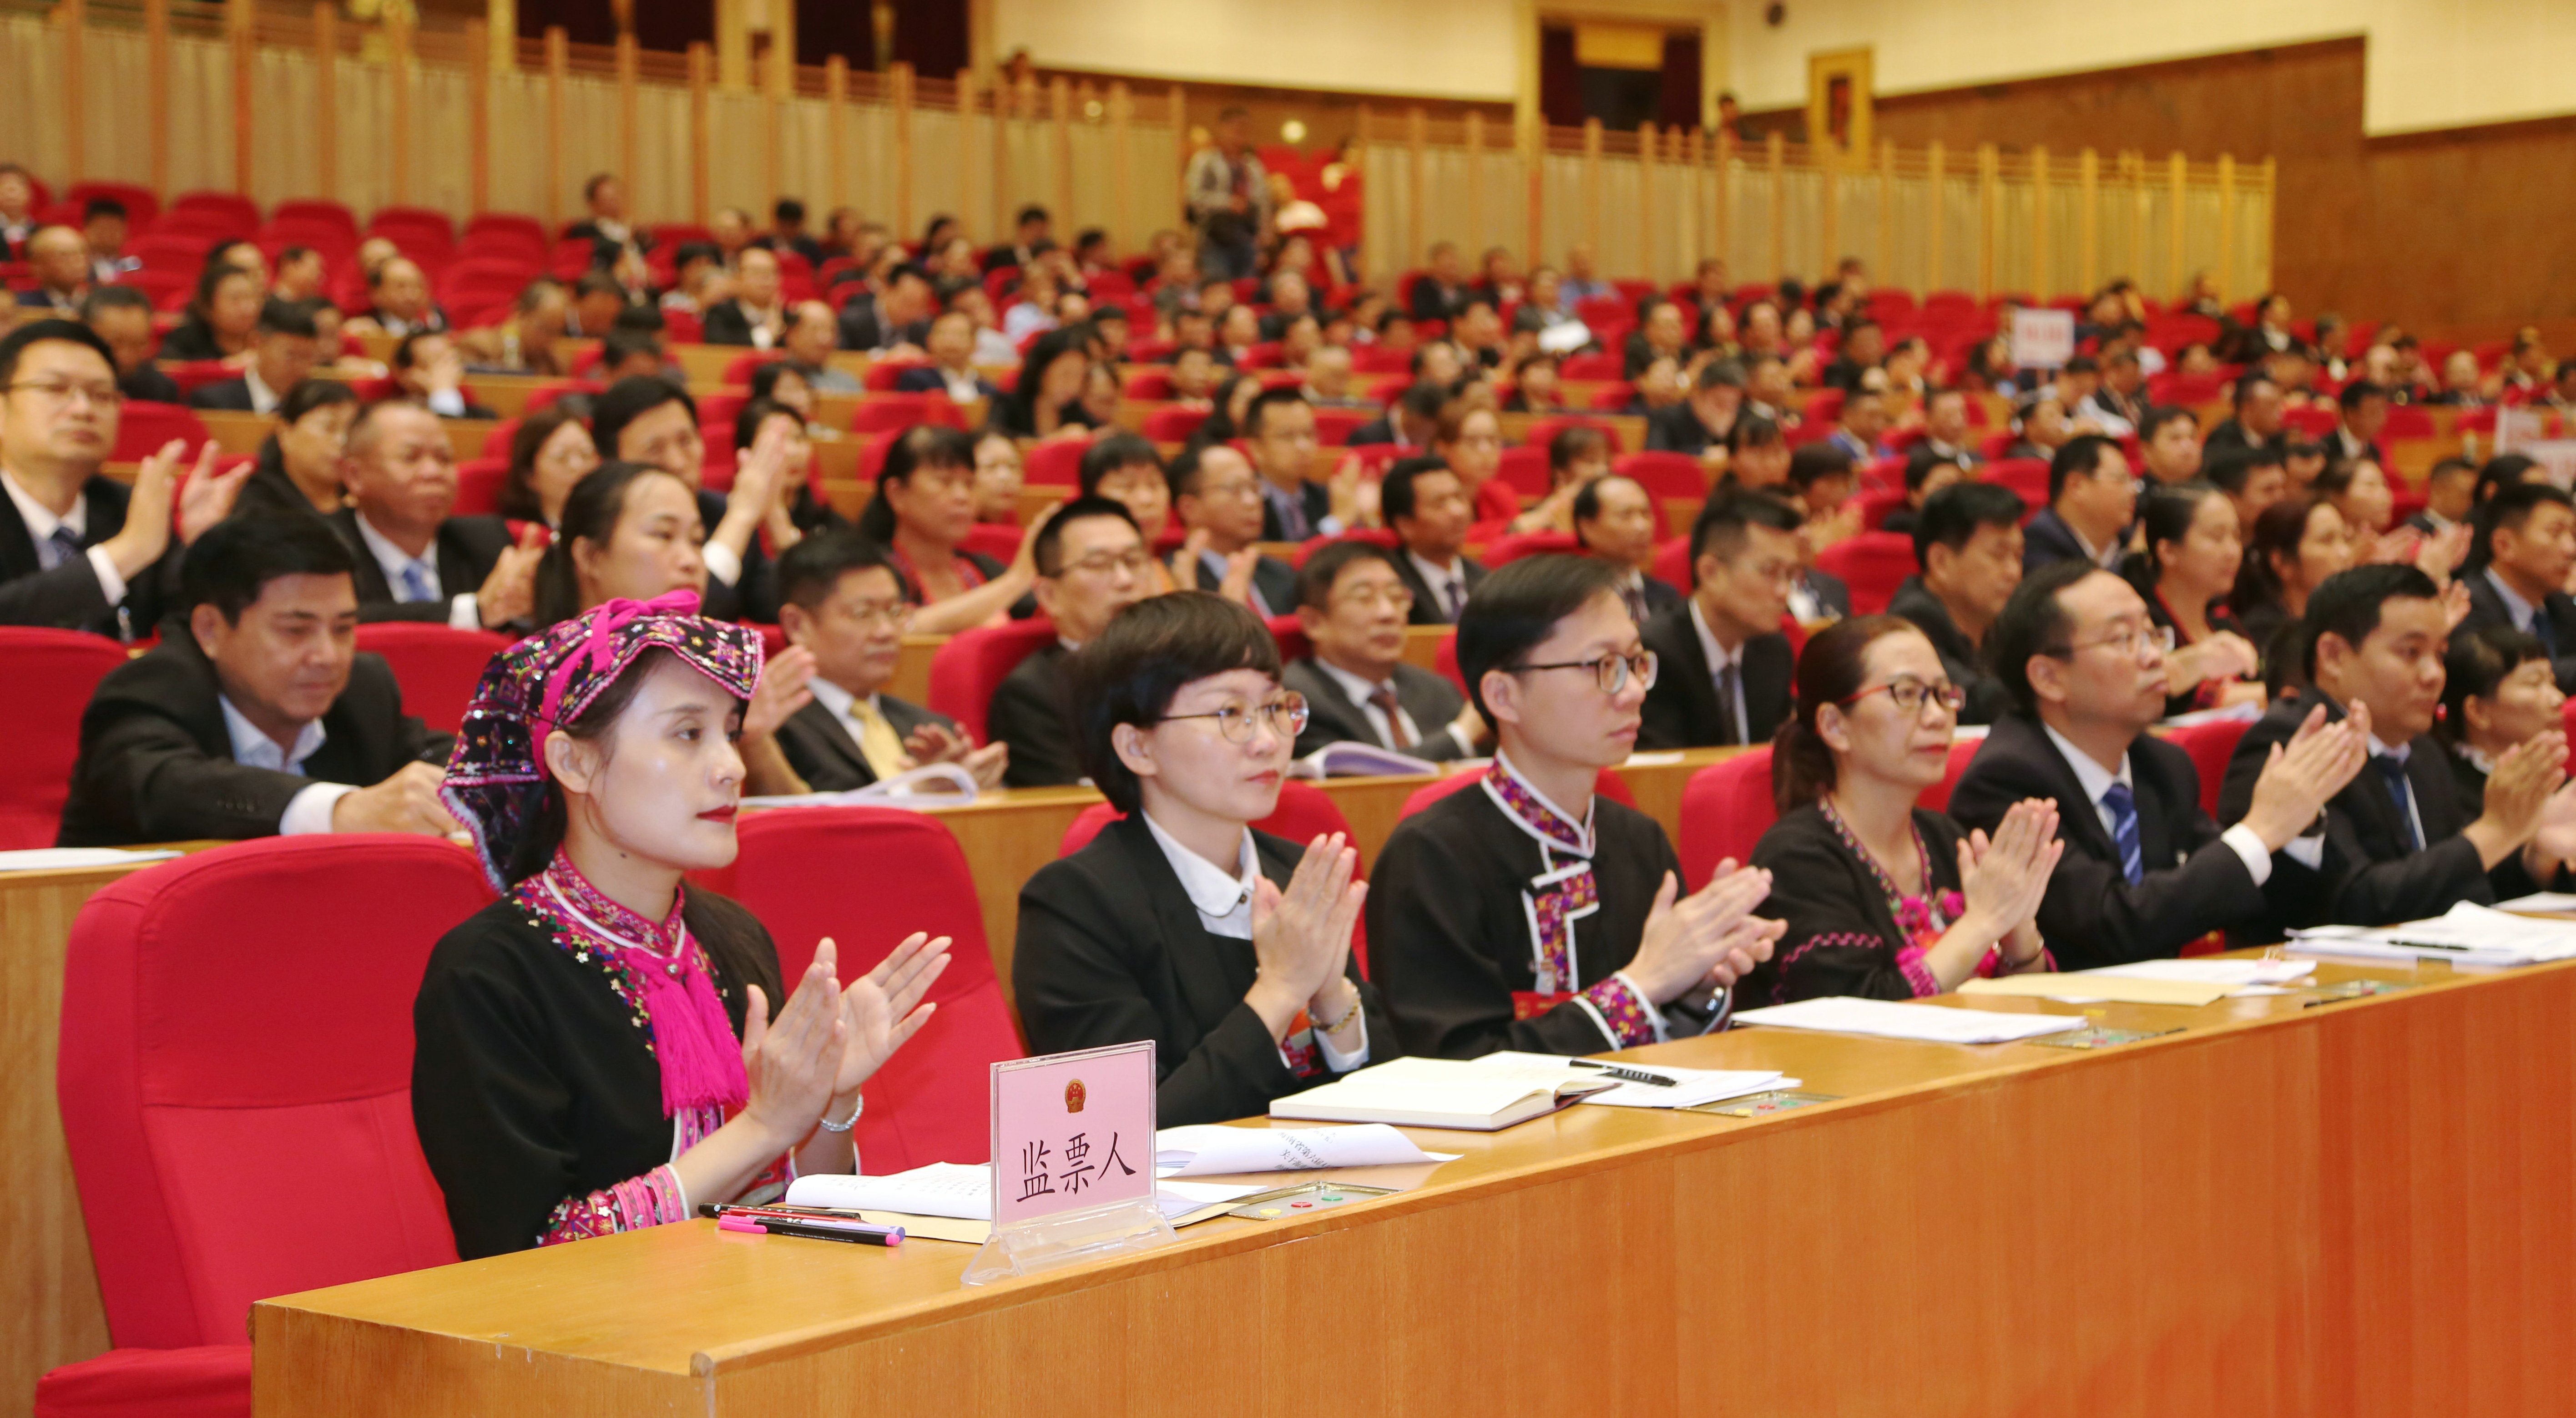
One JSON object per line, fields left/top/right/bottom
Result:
{"left": 849, "top": 697, "right": 912, "bottom": 782}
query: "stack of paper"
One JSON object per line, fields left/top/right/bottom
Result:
{"left": 2289, "top": 902, "right": 2576, "bottom": 969}
{"left": 1468, "top": 1051, "right": 1791, "bottom": 1109}
{"left": 1270, "top": 1056, "right": 1618, "bottom": 1130}
{"left": 1731, "top": 996, "right": 2088, "bottom": 1044}
{"left": 1154, "top": 1123, "right": 1456, "bottom": 1176}
{"left": 0, "top": 847, "right": 180, "bottom": 874}
{"left": 2496, "top": 892, "right": 2576, "bottom": 916}
{"left": 785, "top": 1162, "right": 1267, "bottom": 1241}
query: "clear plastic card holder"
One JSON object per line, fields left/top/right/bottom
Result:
{"left": 962, "top": 1040, "right": 1172, "bottom": 1286}
{"left": 961, "top": 1194, "right": 1176, "bottom": 1286}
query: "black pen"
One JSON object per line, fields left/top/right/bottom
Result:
{"left": 1573, "top": 1059, "right": 1677, "bottom": 1087}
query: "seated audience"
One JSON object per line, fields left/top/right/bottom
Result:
{"left": 2000, "top": 392, "right": 2072, "bottom": 463}
{"left": 2023, "top": 435, "right": 2137, "bottom": 573}
{"left": 1506, "top": 424, "right": 1613, "bottom": 536}
{"left": 2203, "top": 373, "right": 2286, "bottom": 458}
{"left": 413, "top": 595, "right": 948, "bottom": 1257}
{"left": 157, "top": 261, "right": 264, "bottom": 362}
{"left": 1169, "top": 443, "right": 1296, "bottom": 616}
{"left": 2218, "top": 565, "right": 2576, "bottom": 934}
{"left": 1435, "top": 401, "right": 1520, "bottom": 527}
{"left": 989, "top": 328, "right": 1096, "bottom": 440}
{"left": 1370, "top": 554, "right": 1783, "bottom": 1058}
{"left": 361, "top": 257, "right": 450, "bottom": 337}
{"left": 1952, "top": 562, "right": 2364, "bottom": 967}
{"left": 81, "top": 286, "right": 182, "bottom": 404}
{"left": 1743, "top": 615, "right": 2060, "bottom": 1005}
{"left": 2077, "top": 349, "right": 2147, "bottom": 435}
{"left": 1015, "top": 592, "right": 1386, "bottom": 1125}
{"left": 390, "top": 332, "right": 502, "bottom": 420}
{"left": 1283, "top": 541, "right": 1481, "bottom": 761}
{"left": 1825, "top": 388, "right": 1889, "bottom": 463}
{"left": 2459, "top": 481, "right": 2576, "bottom": 691}
{"left": 330, "top": 400, "right": 539, "bottom": 629}
{"left": 2407, "top": 456, "right": 2477, "bottom": 538}
{"left": 772, "top": 534, "right": 1007, "bottom": 790}
{"left": 58, "top": 513, "right": 455, "bottom": 846}
{"left": 230, "top": 379, "right": 358, "bottom": 522}
{"left": 1904, "top": 388, "right": 1986, "bottom": 490}
{"left": 775, "top": 301, "right": 861, "bottom": 394}
{"left": 531, "top": 462, "right": 709, "bottom": 627}
{"left": 2438, "top": 629, "right": 2569, "bottom": 839}
{"left": 838, "top": 263, "right": 934, "bottom": 354}
{"left": 2205, "top": 446, "right": 2290, "bottom": 537}
{"left": 1639, "top": 491, "right": 1802, "bottom": 748}
{"left": 2314, "top": 457, "right": 2394, "bottom": 548}
{"left": 2135, "top": 481, "right": 2265, "bottom": 714}
{"left": 1725, "top": 415, "right": 1793, "bottom": 493}
{"left": 1645, "top": 360, "right": 1745, "bottom": 470}
{"left": 1889, "top": 481, "right": 2025, "bottom": 725}
{"left": 990, "top": 496, "right": 1154, "bottom": 787}
{"left": 1243, "top": 389, "right": 1340, "bottom": 541}
{"left": 1573, "top": 475, "right": 1679, "bottom": 624}
{"left": 970, "top": 429, "right": 1025, "bottom": 524}
{"left": 1349, "top": 380, "right": 1445, "bottom": 450}
{"left": 1, "top": 320, "right": 243, "bottom": 636}
{"left": 1382, "top": 457, "right": 1486, "bottom": 625}
{"left": 495, "top": 404, "right": 602, "bottom": 529}
{"left": 1883, "top": 451, "right": 1965, "bottom": 537}
{"left": 853, "top": 425, "right": 1041, "bottom": 632}
{"left": 15, "top": 225, "right": 92, "bottom": 314}
{"left": 893, "top": 309, "right": 1002, "bottom": 402}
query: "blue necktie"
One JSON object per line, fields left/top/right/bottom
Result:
{"left": 2372, "top": 756, "right": 2421, "bottom": 851}
{"left": 45, "top": 526, "right": 81, "bottom": 569}
{"left": 399, "top": 562, "right": 436, "bottom": 603}
{"left": 2101, "top": 781, "right": 2143, "bottom": 885}
{"left": 2532, "top": 611, "right": 2559, "bottom": 660}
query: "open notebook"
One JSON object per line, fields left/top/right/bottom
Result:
{"left": 1270, "top": 1056, "right": 1619, "bottom": 1130}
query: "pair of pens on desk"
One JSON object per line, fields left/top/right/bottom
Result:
{"left": 1573, "top": 1059, "right": 1676, "bottom": 1087}
{"left": 704, "top": 1203, "right": 904, "bottom": 1246}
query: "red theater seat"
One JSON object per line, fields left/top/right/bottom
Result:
{"left": 1815, "top": 532, "right": 1918, "bottom": 616}
{"left": 43, "top": 836, "right": 485, "bottom": 1418}
{"left": 1678, "top": 748, "right": 1777, "bottom": 890}
{"left": 708, "top": 807, "right": 1022, "bottom": 1170}
{"left": 926, "top": 617, "right": 1059, "bottom": 744}
{"left": 0, "top": 628, "right": 130, "bottom": 850}
{"left": 2163, "top": 715, "right": 2256, "bottom": 819}
{"left": 354, "top": 624, "right": 512, "bottom": 735}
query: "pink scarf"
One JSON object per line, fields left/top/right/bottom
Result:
{"left": 527, "top": 851, "right": 749, "bottom": 1117}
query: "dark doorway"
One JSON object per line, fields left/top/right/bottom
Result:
{"left": 1539, "top": 22, "right": 1702, "bottom": 132}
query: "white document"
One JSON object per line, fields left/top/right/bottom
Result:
{"left": 742, "top": 762, "right": 979, "bottom": 811}
{"left": 2039, "top": 957, "right": 2318, "bottom": 1002}
{"left": 1286, "top": 742, "right": 1441, "bottom": 780}
{"left": 789, "top": 1162, "right": 1267, "bottom": 1222}
{"left": 2495, "top": 892, "right": 2576, "bottom": 916}
{"left": 1731, "top": 996, "right": 2088, "bottom": 1044}
{"left": 2289, "top": 902, "right": 2576, "bottom": 968}
{"left": 0, "top": 847, "right": 180, "bottom": 874}
{"left": 1155, "top": 1123, "right": 1456, "bottom": 1177}
{"left": 1469, "top": 1050, "right": 1789, "bottom": 1109}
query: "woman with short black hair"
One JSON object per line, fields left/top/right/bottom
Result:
{"left": 1012, "top": 592, "right": 1386, "bottom": 1126}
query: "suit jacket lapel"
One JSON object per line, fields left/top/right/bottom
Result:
{"left": 1108, "top": 819, "right": 1256, "bottom": 1031}
{"left": 0, "top": 491, "right": 38, "bottom": 579}
{"left": 793, "top": 699, "right": 879, "bottom": 786}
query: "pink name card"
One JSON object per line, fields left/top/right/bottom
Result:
{"left": 990, "top": 1041, "right": 1157, "bottom": 1228}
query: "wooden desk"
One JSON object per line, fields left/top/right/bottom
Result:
{"left": 0, "top": 850, "right": 219, "bottom": 1416}
{"left": 253, "top": 952, "right": 2576, "bottom": 1415}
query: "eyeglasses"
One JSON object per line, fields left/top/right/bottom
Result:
{"left": 7, "top": 380, "right": 123, "bottom": 409}
{"left": 1160, "top": 692, "right": 1310, "bottom": 744}
{"left": 1332, "top": 584, "right": 1416, "bottom": 612}
{"left": 1515, "top": 649, "right": 1659, "bottom": 695}
{"left": 1058, "top": 548, "right": 1155, "bottom": 578}
{"left": 830, "top": 597, "right": 912, "bottom": 628}
{"left": 1842, "top": 676, "right": 1967, "bottom": 715}
{"left": 2046, "top": 623, "right": 2175, "bottom": 662}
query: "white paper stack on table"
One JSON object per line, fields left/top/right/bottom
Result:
{"left": 1269, "top": 1053, "right": 1788, "bottom": 1129}
{"left": 1154, "top": 1123, "right": 1457, "bottom": 1176}
{"left": 785, "top": 1162, "right": 1269, "bottom": 1243}
{"left": 1731, "top": 996, "right": 2088, "bottom": 1044}
{"left": 0, "top": 847, "right": 180, "bottom": 874}
{"left": 1960, "top": 957, "right": 2317, "bottom": 1007}
{"left": 2288, "top": 902, "right": 2576, "bottom": 970}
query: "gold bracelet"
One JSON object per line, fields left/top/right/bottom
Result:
{"left": 1318, "top": 991, "right": 1363, "bottom": 1036}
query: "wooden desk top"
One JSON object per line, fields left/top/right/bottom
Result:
{"left": 253, "top": 947, "right": 2470, "bottom": 1381}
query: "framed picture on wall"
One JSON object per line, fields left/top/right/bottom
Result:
{"left": 1806, "top": 47, "right": 1873, "bottom": 157}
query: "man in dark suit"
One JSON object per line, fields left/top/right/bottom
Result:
{"left": 362, "top": 257, "right": 450, "bottom": 338}
{"left": 1901, "top": 386, "right": 1985, "bottom": 490}
{"left": 1574, "top": 475, "right": 1681, "bottom": 626}
{"left": 189, "top": 299, "right": 323, "bottom": 417}
{"left": 700, "top": 247, "right": 790, "bottom": 349}
{"left": 983, "top": 205, "right": 1051, "bottom": 274}
{"left": 389, "top": 331, "right": 500, "bottom": 420}
{"left": 2217, "top": 564, "right": 2576, "bottom": 937}
{"left": 773, "top": 533, "right": 1007, "bottom": 791}
{"left": 837, "top": 264, "right": 934, "bottom": 354}
{"left": 2023, "top": 434, "right": 2137, "bottom": 574}
{"left": 328, "top": 400, "right": 536, "bottom": 628}
{"left": 565, "top": 172, "right": 654, "bottom": 267}
{"left": 992, "top": 498, "right": 1154, "bottom": 787}
{"left": 1887, "top": 482, "right": 2024, "bottom": 725}
{"left": 1283, "top": 541, "right": 1481, "bottom": 762}
{"left": 1380, "top": 458, "right": 1485, "bottom": 626}
{"left": 2457, "top": 481, "right": 2576, "bottom": 691}
{"left": 1955, "top": 561, "right": 2365, "bottom": 965}
{"left": 891, "top": 309, "right": 1002, "bottom": 402}
{"left": 80, "top": 287, "right": 183, "bottom": 405}
{"left": 1818, "top": 319, "right": 1884, "bottom": 394}
{"left": 1347, "top": 380, "right": 1445, "bottom": 451}
{"left": 0, "top": 320, "right": 247, "bottom": 637}
{"left": 2331, "top": 380, "right": 2389, "bottom": 471}
{"left": 1407, "top": 242, "right": 1472, "bottom": 321}
{"left": 1243, "top": 389, "right": 1340, "bottom": 542}
{"left": 1639, "top": 491, "right": 1800, "bottom": 749}
{"left": 58, "top": 512, "right": 457, "bottom": 846}
{"left": 1170, "top": 445, "right": 1297, "bottom": 617}
{"left": 1644, "top": 361, "right": 1745, "bottom": 468}
{"left": 2202, "top": 372, "right": 2287, "bottom": 461}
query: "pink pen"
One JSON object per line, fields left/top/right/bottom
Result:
{"left": 717, "top": 1214, "right": 768, "bottom": 1235}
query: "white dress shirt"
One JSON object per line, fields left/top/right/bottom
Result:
{"left": 1688, "top": 600, "right": 1753, "bottom": 744}
{"left": 803, "top": 676, "right": 902, "bottom": 770}
{"left": 352, "top": 511, "right": 482, "bottom": 629}
{"left": 3, "top": 468, "right": 128, "bottom": 609}
{"left": 2039, "top": 721, "right": 2271, "bottom": 884}
{"left": 241, "top": 365, "right": 282, "bottom": 416}
{"left": 935, "top": 365, "right": 986, "bottom": 403}
{"left": 2485, "top": 567, "right": 2543, "bottom": 635}
{"left": 1310, "top": 656, "right": 1470, "bottom": 759}
{"left": 1140, "top": 811, "right": 1367, "bottom": 1072}
{"left": 218, "top": 694, "right": 355, "bottom": 835}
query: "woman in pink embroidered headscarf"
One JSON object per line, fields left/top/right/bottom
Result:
{"left": 412, "top": 592, "right": 950, "bottom": 1257}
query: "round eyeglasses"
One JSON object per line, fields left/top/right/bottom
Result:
{"left": 1160, "top": 692, "right": 1310, "bottom": 743}
{"left": 1841, "top": 676, "right": 1966, "bottom": 716}
{"left": 1513, "top": 650, "right": 1659, "bottom": 695}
